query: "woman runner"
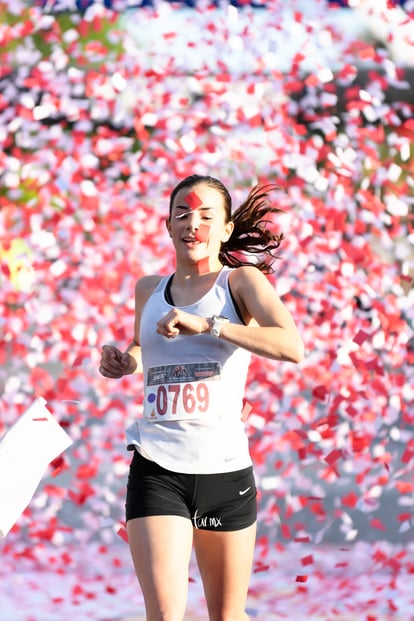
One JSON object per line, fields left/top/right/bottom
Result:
{"left": 99, "top": 174, "right": 304, "bottom": 621}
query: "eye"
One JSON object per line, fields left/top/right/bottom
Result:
{"left": 175, "top": 212, "right": 188, "bottom": 220}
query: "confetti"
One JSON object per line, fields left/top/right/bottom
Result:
{"left": 0, "top": 398, "right": 73, "bottom": 538}
{"left": 241, "top": 401, "right": 253, "bottom": 422}
{"left": 0, "top": 1, "right": 413, "bottom": 618}
{"left": 116, "top": 524, "right": 129, "bottom": 544}
{"left": 353, "top": 329, "right": 370, "bottom": 346}
{"left": 324, "top": 449, "right": 343, "bottom": 466}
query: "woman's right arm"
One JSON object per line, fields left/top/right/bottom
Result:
{"left": 99, "top": 275, "right": 161, "bottom": 378}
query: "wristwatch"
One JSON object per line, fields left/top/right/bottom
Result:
{"left": 210, "top": 315, "right": 229, "bottom": 338}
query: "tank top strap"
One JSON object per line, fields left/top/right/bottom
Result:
{"left": 216, "top": 266, "right": 232, "bottom": 288}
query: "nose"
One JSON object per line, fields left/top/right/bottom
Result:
{"left": 186, "top": 210, "right": 201, "bottom": 230}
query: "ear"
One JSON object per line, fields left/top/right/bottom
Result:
{"left": 221, "top": 220, "right": 234, "bottom": 243}
{"left": 165, "top": 217, "right": 172, "bottom": 237}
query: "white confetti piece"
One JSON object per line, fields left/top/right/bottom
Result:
{"left": 0, "top": 398, "right": 73, "bottom": 538}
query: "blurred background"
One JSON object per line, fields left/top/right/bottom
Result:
{"left": 0, "top": 0, "right": 413, "bottom": 619}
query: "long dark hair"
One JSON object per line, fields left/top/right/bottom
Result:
{"left": 169, "top": 175, "right": 283, "bottom": 274}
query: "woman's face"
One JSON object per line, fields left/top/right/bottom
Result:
{"left": 167, "top": 183, "right": 233, "bottom": 268}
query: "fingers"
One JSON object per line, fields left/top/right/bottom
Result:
{"left": 156, "top": 310, "right": 207, "bottom": 338}
{"left": 157, "top": 321, "right": 180, "bottom": 339}
{"left": 156, "top": 309, "right": 180, "bottom": 338}
{"left": 99, "top": 345, "right": 129, "bottom": 378}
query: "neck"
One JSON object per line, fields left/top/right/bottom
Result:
{"left": 174, "top": 260, "right": 223, "bottom": 282}
{"left": 168, "top": 263, "right": 224, "bottom": 307}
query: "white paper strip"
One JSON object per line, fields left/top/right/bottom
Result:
{"left": 0, "top": 397, "right": 73, "bottom": 538}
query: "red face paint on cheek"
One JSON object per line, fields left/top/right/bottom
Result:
{"left": 194, "top": 223, "right": 210, "bottom": 243}
{"left": 184, "top": 190, "right": 203, "bottom": 210}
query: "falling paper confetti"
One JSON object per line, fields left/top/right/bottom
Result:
{"left": 0, "top": 0, "right": 413, "bottom": 618}
{"left": 0, "top": 398, "right": 73, "bottom": 538}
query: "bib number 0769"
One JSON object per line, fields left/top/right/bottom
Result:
{"left": 156, "top": 382, "right": 209, "bottom": 416}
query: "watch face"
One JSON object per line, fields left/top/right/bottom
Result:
{"left": 211, "top": 315, "right": 228, "bottom": 337}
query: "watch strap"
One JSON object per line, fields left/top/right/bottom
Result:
{"left": 210, "top": 315, "right": 229, "bottom": 337}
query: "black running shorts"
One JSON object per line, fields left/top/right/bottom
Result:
{"left": 126, "top": 450, "right": 257, "bottom": 532}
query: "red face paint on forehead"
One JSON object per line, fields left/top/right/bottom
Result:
{"left": 184, "top": 190, "right": 203, "bottom": 210}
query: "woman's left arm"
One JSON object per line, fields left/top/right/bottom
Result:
{"left": 221, "top": 266, "right": 304, "bottom": 362}
{"left": 155, "top": 266, "right": 304, "bottom": 362}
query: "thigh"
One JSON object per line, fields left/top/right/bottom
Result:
{"left": 193, "top": 523, "right": 256, "bottom": 621}
{"left": 127, "top": 515, "right": 193, "bottom": 620}
{"left": 126, "top": 450, "right": 192, "bottom": 522}
{"left": 125, "top": 451, "right": 195, "bottom": 619}
{"left": 193, "top": 466, "right": 257, "bottom": 532}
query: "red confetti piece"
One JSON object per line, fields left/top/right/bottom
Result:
{"left": 49, "top": 455, "right": 67, "bottom": 478}
{"left": 297, "top": 446, "right": 307, "bottom": 460}
{"left": 358, "top": 46, "right": 376, "bottom": 61}
{"left": 370, "top": 518, "right": 387, "bottom": 531}
{"left": 116, "top": 524, "right": 128, "bottom": 544}
{"left": 241, "top": 401, "right": 253, "bottom": 422}
{"left": 395, "top": 481, "right": 414, "bottom": 494}
{"left": 353, "top": 329, "right": 370, "bottom": 345}
{"left": 312, "top": 385, "right": 329, "bottom": 400}
{"left": 305, "top": 74, "right": 320, "bottom": 88}
{"left": 72, "top": 353, "right": 88, "bottom": 367}
{"left": 253, "top": 561, "right": 270, "bottom": 573}
{"left": 350, "top": 432, "right": 370, "bottom": 452}
{"left": 324, "top": 449, "right": 343, "bottom": 465}
{"left": 341, "top": 491, "right": 359, "bottom": 509}
{"left": 295, "top": 575, "right": 308, "bottom": 583}
{"left": 401, "top": 448, "right": 414, "bottom": 464}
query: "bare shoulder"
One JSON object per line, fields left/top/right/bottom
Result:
{"left": 134, "top": 274, "right": 164, "bottom": 308}
{"left": 229, "top": 265, "right": 271, "bottom": 292}
{"left": 135, "top": 274, "right": 163, "bottom": 293}
{"left": 228, "top": 266, "right": 275, "bottom": 324}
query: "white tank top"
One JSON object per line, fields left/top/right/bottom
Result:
{"left": 126, "top": 267, "right": 252, "bottom": 474}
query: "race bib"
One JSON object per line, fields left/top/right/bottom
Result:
{"left": 144, "top": 362, "right": 221, "bottom": 422}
